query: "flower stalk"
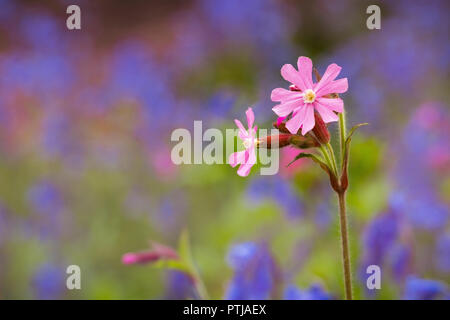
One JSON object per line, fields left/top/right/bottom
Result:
{"left": 336, "top": 110, "right": 352, "bottom": 300}
{"left": 337, "top": 189, "right": 352, "bottom": 300}
{"left": 228, "top": 56, "right": 368, "bottom": 300}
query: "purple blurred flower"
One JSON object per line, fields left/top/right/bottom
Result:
{"left": 164, "top": 270, "right": 196, "bottom": 300}
{"left": 32, "top": 263, "right": 64, "bottom": 299}
{"left": 19, "top": 14, "right": 63, "bottom": 52}
{"left": 205, "top": 91, "right": 236, "bottom": 125}
{"left": 393, "top": 103, "right": 449, "bottom": 230}
{"left": 41, "top": 112, "right": 83, "bottom": 160}
{"left": 108, "top": 42, "right": 174, "bottom": 119}
{"left": 284, "top": 284, "right": 332, "bottom": 300}
{"left": 246, "top": 176, "right": 303, "bottom": 219}
{"left": 199, "top": 0, "right": 287, "bottom": 48}
{"left": 0, "top": 53, "right": 74, "bottom": 100}
{"left": 27, "top": 181, "right": 65, "bottom": 239}
{"left": 435, "top": 234, "right": 450, "bottom": 273}
{"left": 327, "top": 0, "right": 449, "bottom": 129}
{"left": 388, "top": 244, "right": 412, "bottom": 283}
{"left": 403, "top": 276, "right": 447, "bottom": 300}
{"left": 315, "top": 200, "right": 332, "bottom": 230}
{"left": 28, "top": 181, "right": 64, "bottom": 216}
{"left": 225, "top": 242, "right": 278, "bottom": 299}
{"left": 0, "top": 0, "right": 16, "bottom": 22}
{"left": 153, "top": 191, "right": 186, "bottom": 233}
{"left": 361, "top": 211, "right": 399, "bottom": 267}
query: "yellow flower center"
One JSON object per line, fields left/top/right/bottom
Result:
{"left": 303, "top": 89, "right": 316, "bottom": 103}
{"left": 243, "top": 137, "right": 257, "bottom": 149}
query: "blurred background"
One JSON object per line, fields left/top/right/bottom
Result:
{"left": 0, "top": 0, "right": 448, "bottom": 299}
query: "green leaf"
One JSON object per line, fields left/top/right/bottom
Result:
{"left": 287, "top": 152, "right": 323, "bottom": 168}
{"left": 151, "top": 230, "right": 194, "bottom": 274}
{"left": 153, "top": 259, "right": 190, "bottom": 274}
{"left": 341, "top": 123, "right": 369, "bottom": 190}
{"left": 346, "top": 123, "right": 369, "bottom": 143}
{"left": 178, "top": 229, "right": 195, "bottom": 270}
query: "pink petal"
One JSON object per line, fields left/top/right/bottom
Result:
{"left": 315, "top": 97, "right": 344, "bottom": 113}
{"left": 281, "top": 64, "right": 304, "bottom": 90}
{"left": 272, "top": 99, "right": 303, "bottom": 117}
{"left": 248, "top": 145, "right": 256, "bottom": 165}
{"left": 237, "top": 162, "right": 252, "bottom": 177}
{"left": 229, "top": 150, "right": 246, "bottom": 168}
{"left": 237, "top": 148, "right": 256, "bottom": 177}
{"left": 271, "top": 88, "right": 302, "bottom": 102}
{"left": 316, "top": 78, "right": 348, "bottom": 97}
{"left": 246, "top": 107, "right": 254, "bottom": 129}
{"left": 314, "top": 63, "right": 342, "bottom": 95}
{"left": 234, "top": 119, "right": 248, "bottom": 139}
{"left": 122, "top": 253, "right": 139, "bottom": 265}
{"left": 285, "top": 105, "right": 306, "bottom": 134}
{"left": 301, "top": 105, "right": 315, "bottom": 135}
{"left": 296, "top": 56, "right": 313, "bottom": 90}
{"left": 314, "top": 103, "right": 339, "bottom": 123}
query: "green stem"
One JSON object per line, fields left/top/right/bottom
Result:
{"left": 191, "top": 267, "right": 209, "bottom": 300}
{"left": 337, "top": 110, "right": 352, "bottom": 299}
{"left": 326, "top": 142, "right": 338, "bottom": 176}
{"left": 338, "top": 191, "right": 353, "bottom": 300}
{"left": 319, "top": 144, "right": 333, "bottom": 172}
{"left": 338, "top": 112, "right": 346, "bottom": 167}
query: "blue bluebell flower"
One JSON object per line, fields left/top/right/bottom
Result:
{"left": 284, "top": 284, "right": 332, "bottom": 300}
{"left": 435, "top": 234, "right": 450, "bottom": 273}
{"left": 403, "top": 276, "right": 448, "bottom": 300}
{"left": 32, "top": 263, "right": 65, "bottom": 299}
{"left": 199, "top": 0, "right": 287, "bottom": 49}
{"left": 27, "top": 181, "right": 65, "bottom": 239}
{"left": 225, "top": 242, "right": 277, "bottom": 299}
{"left": 388, "top": 244, "right": 412, "bottom": 283}
{"left": 246, "top": 176, "right": 303, "bottom": 220}
{"left": 164, "top": 270, "right": 196, "bottom": 299}
{"left": 361, "top": 211, "right": 399, "bottom": 267}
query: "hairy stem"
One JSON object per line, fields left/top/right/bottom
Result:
{"left": 319, "top": 144, "right": 334, "bottom": 173}
{"left": 338, "top": 112, "right": 346, "bottom": 167}
{"left": 326, "top": 142, "right": 338, "bottom": 176}
{"left": 191, "top": 267, "right": 209, "bottom": 300}
{"left": 338, "top": 191, "right": 352, "bottom": 300}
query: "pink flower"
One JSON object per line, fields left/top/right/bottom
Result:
{"left": 122, "top": 243, "right": 179, "bottom": 265}
{"left": 271, "top": 56, "right": 348, "bottom": 135}
{"left": 229, "top": 108, "right": 258, "bottom": 177}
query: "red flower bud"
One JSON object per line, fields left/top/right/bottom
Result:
{"left": 259, "top": 133, "right": 319, "bottom": 149}
{"left": 258, "top": 134, "right": 292, "bottom": 149}
{"left": 122, "top": 243, "right": 179, "bottom": 265}
{"left": 312, "top": 111, "right": 330, "bottom": 144}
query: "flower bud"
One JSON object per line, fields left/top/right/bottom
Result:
{"left": 312, "top": 111, "right": 330, "bottom": 144}
{"left": 258, "top": 134, "right": 292, "bottom": 149}
{"left": 122, "top": 243, "right": 179, "bottom": 265}
{"left": 273, "top": 120, "right": 291, "bottom": 134}
{"left": 259, "top": 133, "right": 319, "bottom": 149}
